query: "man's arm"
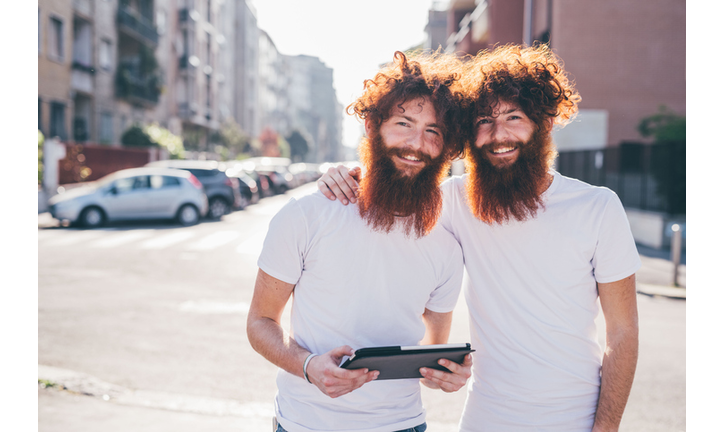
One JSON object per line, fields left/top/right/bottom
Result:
{"left": 318, "top": 165, "right": 361, "bottom": 204}
{"left": 246, "top": 269, "right": 378, "bottom": 398}
{"left": 418, "top": 308, "right": 472, "bottom": 393}
{"left": 593, "top": 274, "right": 639, "bottom": 431}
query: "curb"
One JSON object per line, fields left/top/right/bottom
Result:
{"left": 636, "top": 283, "right": 686, "bottom": 300}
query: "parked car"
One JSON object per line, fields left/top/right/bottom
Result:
{"left": 146, "top": 160, "right": 242, "bottom": 217}
{"left": 222, "top": 166, "right": 260, "bottom": 207}
{"left": 246, "top": 169, "right": 274, "bottom": 198}
{"left": 48, "top": 167, "right": 208, "bottom": 228}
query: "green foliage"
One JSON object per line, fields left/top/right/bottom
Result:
{"left": 145, "top": 123, "right": 185, "bottom": 159}
{"left": 286, "top": 129, "right": 310, "bottom": 160}
{"left": 121, "top": 124, "right": 185, "bottom": 159}
{"left": 277, "top": 135, "right": 291, "bottom": 159}
{"left": 638, "top": 106, "right": 686, "bottom": 215}
{"left": 121, "top": 125, "right": 156, "bottom": 147}
{"left": 638, "top": 105, "right": 686, "bottom": 142}
{"left": 214, "top": 117, "right": 251, "bottom": 159}
{"left": 38, "top": 130, "right": 44, "bottom": 185}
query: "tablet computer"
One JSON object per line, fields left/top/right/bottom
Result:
{"left": 339, "top": 343, "right": 474, "bottom": 380}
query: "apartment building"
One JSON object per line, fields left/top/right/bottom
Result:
{"left": 439, "top": 0, "right": 686, "bottom": 150}
{"left": 38, "top": 0, "right": 342, "bottom": 162}
{"left": 258, "top": 29, "right": 291, "bottom": 138}
{"left": 38, "top": 0, "right": 73, "bottom": 141}
{"left": 284, "top": 54, "right": 342, "bottom": 163}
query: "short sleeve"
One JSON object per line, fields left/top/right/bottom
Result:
{"left": 424, "top": 236, "right": 464, "bottom": 313}
{"left": 592, "top": 192, "right": 642, "bottom": 283}
{"left": 257, "top": 198, "right": 308, "bottom": 285}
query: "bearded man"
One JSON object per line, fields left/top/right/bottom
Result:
{"left": 318, "top": 44, "right": 641, "bottom": 431}
{"left": 247, "top": 51, "right": 472, "bottom": 432}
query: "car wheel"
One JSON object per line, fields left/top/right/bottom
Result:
{"left": 177, "top": 204, "right": 200, "bottom": 226}
{"left": 238, "top": 194, "right": 249, "bottom": 210}
{"left": 79, "top": 206, "right": 105, "bottom": 228}
{"left": 208, "top": 197, "right": 230, "bottom": 219}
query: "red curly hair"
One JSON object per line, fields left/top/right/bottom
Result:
{"left": 462, "top": 44, "right": 581, "bottom": 133}
{"left": 347, "top": 50, "right": 466, "bottom": 161}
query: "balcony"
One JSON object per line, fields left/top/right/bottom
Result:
{"left": 116, "top": 62, "right": 161, "bottom": 105}
{"left": 71, "top": 61, "right": 95, "bottom": 93}
{"left": 117, "top": 6, "right": 159, "bottom": 46}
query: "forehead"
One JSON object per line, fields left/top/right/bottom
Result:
{"left": 482, "top": 99, "right": 524, "bottom": 116}
{"left": 389, "top": 97, "right": 438, "bottom": 118}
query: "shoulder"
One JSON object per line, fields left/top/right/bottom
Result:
{"left": 553, "top": 171, "right": 620, "bottom": 204}
{"left": 441, "top": 175, "right": 466, "bottom": 198}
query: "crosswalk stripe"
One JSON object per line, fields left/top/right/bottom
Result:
{"left": 87, "top": 230, "right": 154, "bottom": 248}
{"left": 236, "top": 228, "right": 268, "bottom": 255}
{"left": 186, "top": 231, "right": 240, "bottom": 250}
{"left": 140, "top": 231, "right": 196, "bottom": 250}
{"left": 39, "top": 230, "right": 107, "bottom": 247}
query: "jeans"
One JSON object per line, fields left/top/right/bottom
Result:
{"left": 274, "top": 420, "right": 427, "bottom": 432}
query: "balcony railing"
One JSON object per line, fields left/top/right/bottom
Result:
{"left": 116, "top": 62, "right": 161, "bottom": 105}
{"left": 118, "top": 6, "right": 159, "bottom": 46}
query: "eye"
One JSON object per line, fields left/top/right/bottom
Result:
{"left": 476, "top": 118, "right": 492, "bottom": 126}
{"left": 426, "top": 128, "right": 440, "bottom": 135}
{"left": 396, "top": 121, "right": 410, "bottom": 127}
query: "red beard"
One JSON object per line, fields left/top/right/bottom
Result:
{"left": 464, "top": 129, "right": 557, "bottom": 224}
{"left": 357, "top": 131, "right": 450, "bottom": 237}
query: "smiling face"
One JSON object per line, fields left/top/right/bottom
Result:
{"left": 366, "top": 97, "right": 444, "bottom": 177}
{"left": 474, "top": 100, "right": 536, "bottom": 169}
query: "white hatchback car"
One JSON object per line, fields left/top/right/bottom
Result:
{"left": 48, "top": 167, "right": 209, "bottom": 227}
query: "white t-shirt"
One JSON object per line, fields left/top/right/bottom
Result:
{"left": 258, "top": 190, "right": 464, "bottom": 432}
{"left": 440, "top": 171, "right": 642, "bottom": 432}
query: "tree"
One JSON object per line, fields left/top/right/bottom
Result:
{"left": 121, "top": 123, "right": 185, "bottom": 159}
{"left": 286, "top": 129, "right": 310, "bottom": 161}
{"left": 638, "top": 106, "right": 686, "bottom": 215}
{"left": 145, "top": 123, "right": 185, "bottom": 159}
{"left": 215, "top": 117, "right": 251, "bottom": 159}
{"left": 121, "top": 124, "right": 155, "bottom": 147}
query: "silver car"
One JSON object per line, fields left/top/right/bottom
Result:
{"left": 48, "top": 167, "right": 209, "bottom": 227}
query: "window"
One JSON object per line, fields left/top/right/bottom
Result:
{"left": 50, "top": 102, "right": 66, "bottom": 140}
{"left": 72, "top": 17, "right": 92, "bottom": 67}
{"left": 100, "top": 112, "right": 113, "bottom": 144}
{"left": 38, "top": 98, "right": 42, "bottom": 131}
{"left": 48, "top": 16, "right": 64, "bottom": 61}
{"left": 38, "top": 9, "right": 41, "bottom": 53}
{"left": 99, "top": 39, "right": 112, "bottom": 70}
{"left": 150, "top": 175, "right": 180, "bottom": 189}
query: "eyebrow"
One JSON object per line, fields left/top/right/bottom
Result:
{"left": 394, "top": 114, "right": 441, "bottom": 129}
{"left": 478, "top": 107, "right": 524, "bottom": 118}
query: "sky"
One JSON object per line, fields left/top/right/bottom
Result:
{"left": 249, "top": 0, "right": 443, "bottom": 151}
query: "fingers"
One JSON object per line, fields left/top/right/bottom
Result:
{"left": 307, "top": 346, "right": 379, "bottom": 398}
{"left": 317, "top": 165, "right": 359, "bottom": 205}
{"left": 419, "top": 354, "right": 473, "bottom": 393}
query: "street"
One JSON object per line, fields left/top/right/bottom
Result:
{"left": 38, "top": 182, "right": 685, "bottom": 432}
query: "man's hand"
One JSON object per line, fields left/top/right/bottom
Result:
{"left": 306, "top": 345, "right": 379, "bottom": 398}
{"left": 318, "top": 165, "right": 361, "bottom": 205}
{"left": 419, "top": 353, "right": 473, "bottom": 393}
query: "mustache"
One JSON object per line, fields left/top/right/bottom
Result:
{"left": 386, "top": 147, "right": 435, "bottom": 165}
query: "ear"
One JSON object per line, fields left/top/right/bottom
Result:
{"left": 364, "top": 117, "right": 372, "bottom": 137}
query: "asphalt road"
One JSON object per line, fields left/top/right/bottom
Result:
{"left": 38, "top": 182, "right": 685, "bottom": 431}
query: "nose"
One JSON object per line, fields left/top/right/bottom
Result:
{"left": 491, "top": 123, "right": 512, "bottom": 142}
{"left": 406, "top": 129, "right": 424, "bottom": 151}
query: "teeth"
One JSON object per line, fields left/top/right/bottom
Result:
{"left": 402, "top": 155, "right": 420, "bottom": 161}
{"left": 492, "top": 147, "right": 515, "bottom": 154}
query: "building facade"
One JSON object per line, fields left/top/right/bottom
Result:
{"left": 39, "top": 0, "right": 74, "bottom": 141}
{"left": 440, "top": 0, "right": 686, "bottom": 150}
{"left": 38, "top": 0, "right": 343, "bottom": 164}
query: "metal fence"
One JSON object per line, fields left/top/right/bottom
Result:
{"left": 556, "top": 141, "right": 685, "bottom": 215}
